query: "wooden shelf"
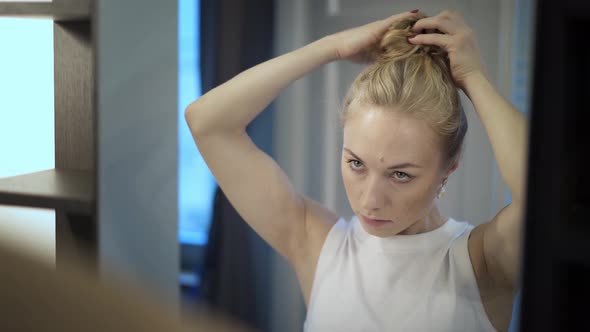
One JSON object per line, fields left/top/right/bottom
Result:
{"left": 0, "top": 169, "right": 94, "bottom": 214}
{"left": 0, "top": 1, "right": 90, "bottom": 21}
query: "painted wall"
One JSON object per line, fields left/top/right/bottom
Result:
{"left": 96, "top": 0, "right": 180, "bottom": 307}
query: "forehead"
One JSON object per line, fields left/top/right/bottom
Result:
{"left": 343, "top": 105, "right": 440, "bottom": 164}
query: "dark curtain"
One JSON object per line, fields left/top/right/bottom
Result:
{"left": 199, "top": 0, "right": 275, "bottom": 331}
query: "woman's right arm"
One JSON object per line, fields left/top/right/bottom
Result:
{"left": 184, "top": 11, "right": 419, "bottom": 267}
{"left": 184, "top": 37, "right": 338, "bottom": 265}
{"left": 186, "top": 38, "right": 334, "bottom": 137}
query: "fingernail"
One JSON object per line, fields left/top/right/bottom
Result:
{"left": 410, "top": 9, "right": 419, "bottom": 13}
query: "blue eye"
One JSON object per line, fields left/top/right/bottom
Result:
{"left": 391, "top": 171, "right": 413, "bottom": 182}
{"left": 347, "top": 159, "right": 364, "bottom": 170}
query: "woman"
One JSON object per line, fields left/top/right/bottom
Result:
{"left": 185, "top": 9, "right": 526, "bottom": 332}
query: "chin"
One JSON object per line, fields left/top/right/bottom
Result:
{"left": 363, "top": 226, "right": 395, "bottom": 237}
{"left": 364, "top": 226, "right": 401, "bottom": 238}
{"left": 358, "top": 218, "right": 399, "bottom": 237}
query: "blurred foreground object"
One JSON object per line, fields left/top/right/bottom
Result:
{"left": 0, "top": 244, "right": 255, "bottom": 332}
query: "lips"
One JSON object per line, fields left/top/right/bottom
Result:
{"left": 360, "top": 215, "right": 392, "bottom": 227}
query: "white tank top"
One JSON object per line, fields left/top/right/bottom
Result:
{"left": 304, "top": 216, "right": 497, "bottom": 332}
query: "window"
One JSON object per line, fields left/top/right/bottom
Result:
{"left": 508, "top": 1, "right": 535, "bottom": 330}
{"left": 0, "top": 18, "right": 55, "bottom": 263}
{"left": 0, "top": 18, "right": 54, "bottom": 178}
{"left": 178, "top": 0, "right": 216, "bottom": 246}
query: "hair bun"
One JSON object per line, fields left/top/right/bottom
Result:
{"left": 373, "top": 14, "right": 447, "bottom": 63}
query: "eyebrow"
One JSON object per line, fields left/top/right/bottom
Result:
{"left": 343, "top": 148, "right": 422, "bottom": 169}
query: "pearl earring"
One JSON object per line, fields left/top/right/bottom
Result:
{"left": 437, "top": 179, "right": 448, "bottom": 199}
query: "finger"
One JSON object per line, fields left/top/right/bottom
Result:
{"left": 380, "top": 10, "right": 422, "bottom": 29}
{"left": 360, "top": 12, "right": 417, "bottom": 38}
{"left": 358, "top": 10, "right": 423, "bottom": 40}
{"left": 408, "top": 33, "right": 452, "bottom": 50}
{"left": 411, "top": 15, "right": 459, "bottom": 35}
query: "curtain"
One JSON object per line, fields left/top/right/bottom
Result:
{"left": 199, "top": 0, "right": 275, "bottom": 330}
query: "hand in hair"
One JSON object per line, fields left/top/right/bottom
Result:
{"left": 408, "top": 10, "right": 486, "bottom": 88}
{"left": 328, "top": 10, "right": 422, "bottom": 63}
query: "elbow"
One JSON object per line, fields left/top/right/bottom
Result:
{"left": 184, "top": 98, "right": 245, "bottom": 138}
{"left": 184, "top": 100, "right": 209, "bottom": 138}
{"left": 184, "top": 100, "right": 200, "bottom": 125}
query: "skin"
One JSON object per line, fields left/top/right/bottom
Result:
{"left": 341, "top": 102, "right": 454, "bottom": 237}
{"left": 185, "top": 9, "right": 527, "bottom": 332}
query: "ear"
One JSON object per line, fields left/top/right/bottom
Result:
{"left": 444, "top": 160, "right": 459, "bottom": 178}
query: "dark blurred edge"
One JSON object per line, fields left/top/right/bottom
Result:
{"left": 519, "top": 0, "right": 590, "bottom": 331}
{"left": 0, "top": 243, "right": 256, "bottom": 332}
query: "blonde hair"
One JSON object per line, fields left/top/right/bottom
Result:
{"left": 342, "top": 14, "right": 467, "bottom": 168}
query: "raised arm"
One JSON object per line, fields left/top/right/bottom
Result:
{"left": 185, "top": 12, "right": 420, "bottom": 273}
{"left": 409, "top": 11, "right": 528, "bottom": 289}
{"left": 184, "top": 38, "right": 335, "bottom": 265}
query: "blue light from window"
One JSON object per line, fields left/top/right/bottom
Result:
{"left": 0, "top": 18, "right": 54, "bottom": 177}
{"left": 178, "top": 0, "right": 217, "bottom": 245}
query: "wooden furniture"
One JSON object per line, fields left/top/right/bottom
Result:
{"left": 0, "top": 0, "right": 96, "bottom": 268}
{"left": 0, "top": 0, "right": 181, "bottom": 307}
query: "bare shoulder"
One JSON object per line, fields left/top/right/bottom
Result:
{"left": 292, "top": 197, "right": 340, "bottom": 305}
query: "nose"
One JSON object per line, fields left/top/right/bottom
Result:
{"left": 360, "top": 175, "right": 386, "bottom": 212}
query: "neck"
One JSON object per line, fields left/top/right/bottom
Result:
{"left": 399, "top": 205, "right": 446, "bottom": 235}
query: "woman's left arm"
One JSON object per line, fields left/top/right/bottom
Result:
{"left": 409, "top": 10, "right": 528, "bottom": 289}
{"left": 461, "top": 74, "right": 528, "bottom": 205}
{"left": 460, "top": 71, "right": 528, "bottom": 290}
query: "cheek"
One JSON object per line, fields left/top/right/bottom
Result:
{"left": 341, "top": 165, "right": 360, "bottom": 200}
{"left": 341, "top": 165, "right": 354, "bottom": 191}
{"left": 387, "top": 180, "right": 434, "bottom": 213}
{"left": 401, "top": 181, "right": 439, "bottom": 214}
{"left": 411, "top": 182, "right": 436, "bottom": 200}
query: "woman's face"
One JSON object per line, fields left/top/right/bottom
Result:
{"left": 341, "top": 103, "right": 449, "bottom": 237}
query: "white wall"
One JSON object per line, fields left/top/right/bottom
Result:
{"left": 96, "top": 0, "right": 179, "bottom": 308}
